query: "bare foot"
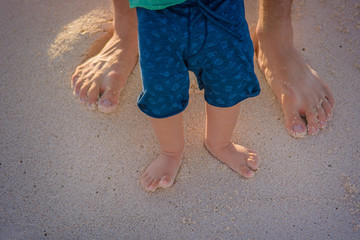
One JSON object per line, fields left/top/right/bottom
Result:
{"left": 205, "top": 141, "right": 259, "bottom": 179}
{"left": 141, "top": 152, "right": 183, "bottom": 192}
{"left": 71, "top": 24, "right": 138, "bottom": 113}
{"left": 252, "top": 28, "right": 335, "bottom": 138}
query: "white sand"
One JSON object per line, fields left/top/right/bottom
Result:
{"left": 0, "top": 0, "right": 359, "bottom": 238}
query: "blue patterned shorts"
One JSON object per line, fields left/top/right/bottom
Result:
{"left": 136, "top": 0, "right": 260, "bottom": 118}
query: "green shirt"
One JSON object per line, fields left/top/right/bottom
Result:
{"left": 129, "top": 0, "right": 186, "bottom": 10}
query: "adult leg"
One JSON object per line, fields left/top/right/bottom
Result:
{"left": 141, "top": 114, "right": 185, "bottom": 192}
{"left": 253, "top": 0, "right": 335, "bottom": 138}
{"left": 204, "top": 103, "right": 260, "bottom": 179}
{"left": 71, "top": 0, "right": 138, "bottom": 113}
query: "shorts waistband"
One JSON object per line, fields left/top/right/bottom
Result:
{"left": 171, "top": 0, "right": 244, "bottom": 40}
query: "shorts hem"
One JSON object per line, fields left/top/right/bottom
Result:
{"left": 137, "top": 100, "right": 189, "bottom": 119}
{"left": 204, "top": 89, "right": 261, "bottom": 108}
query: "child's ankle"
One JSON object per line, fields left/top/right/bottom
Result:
{"left": 159, "top": 147, "right": 184, "bottom": 159}
{"left": 204, "top": 139, "right": 232, "bottom": 153}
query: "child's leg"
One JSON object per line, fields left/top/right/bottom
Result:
{"left": 204, "top": 103, "right": 260, "bottom": 178}
{"left": 141, "top": 113, "right": 185, "bottom": 192}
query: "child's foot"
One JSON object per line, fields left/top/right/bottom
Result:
{"left": 141, "top": 152, "right": 183, "bottom": 192}
{"left": 204, "top": 141, "right": 259, "bottom": 178}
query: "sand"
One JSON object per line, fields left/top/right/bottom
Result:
{"left": 0, "top": 0, "right": 359, "bottom": 239}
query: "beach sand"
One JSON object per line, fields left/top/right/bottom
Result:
{"left": 0, "top": 0, "right": 359, "bottom": 239}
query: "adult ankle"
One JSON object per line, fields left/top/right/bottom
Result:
{"left": 255, "top": 20, "right": 294, "bottom": 48}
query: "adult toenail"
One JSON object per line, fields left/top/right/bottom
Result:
{"left": 87, "top": 102, "right": 96, "bottom": 110}
{"left": 80, "top": 97, "right": 86, "bottom": 102}
{"left": 292, "top": 125, "right": 305, "bottom": 132}
{"left": 101, "top": 100, "right": 113, "bottom": 107}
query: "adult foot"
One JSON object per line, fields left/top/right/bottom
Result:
{"left": 141, "top": 152, "right": 183, "bottom": 192}
{"left": 71, "top": 23, "right": 138, "bottom": 113}
{"left": 252, "top": 28, "right": 335, "bottom": 138}
{"left": 205, "top": 141, "right": 260, "bottom": 179}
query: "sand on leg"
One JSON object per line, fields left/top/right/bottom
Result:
{"left": 204, "top": 103, "right": 260, "bottom": 179}
{"left": 71, "top": 0, "right": 138, "bottom": 113}
{"left": 252, "top": 0, "right": 335, "bottom": 138}
{"left": 141, "top": 114, "right": 185, "bottom": 192}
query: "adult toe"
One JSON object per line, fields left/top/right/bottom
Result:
{"left": 73, "top": 77, "right": 85, "bottom": 97}
{"left": 305, "top": 110, "right": 319, "bottom": 135}
{"left": 71, "top": 67, "right": 83, "bottom": 88}
{"left": 324, "top": 86, "right": 335, "bottom": 108}
{"left": 284, "top": 107, "right": 307, "bottom": 138}
{"left": 322, "top": 100, "right": 333, "bottom": 121}
{"left": 280, "top": 92, "right": 307, "bottom": 138}
{"left": 98, "top": 89, "right": 119, "bottom": 113}
{"left": 87, "top": 85, "right": 100, "bottom": 110}
{"left": 316, "top": 103, "right": 327, "bottom": 129}
{"left": 98, "top": 72, "right": 127, "bottom": 113}
{"left": 79, "top": 82, "right": 91, "bottom": 105}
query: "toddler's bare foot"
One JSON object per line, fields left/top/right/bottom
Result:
{"left": 71, "top": 18, "right": 138, "bottom": 113}
{"left": 252, "top": 27, "right": 335, "bottom": 138}
{"left": 141, "top": 151, "right": 183, "bottom": 192}
{"left": 205, "top": 141, "right": 259, "bottom": 179}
